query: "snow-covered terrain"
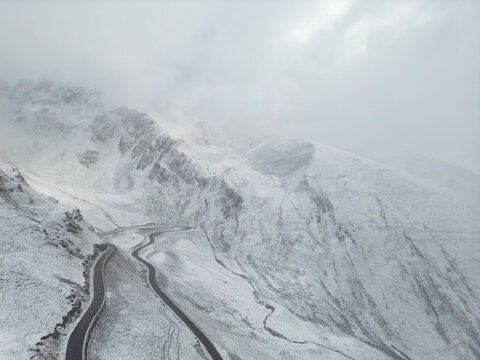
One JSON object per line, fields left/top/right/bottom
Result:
{"left": 1, "top": 80, "right": 479, "bottom": 359}
{"left": 0, "top": 162, "right": 102, "bottom": 359}
{"left": 378, "top": 153, "right": 480, "bottom": 205}
{"left": 88, "top": 229, "right": 208, "bottom": 360}
{"left": 142, "top": 229, "right": 368, "bottom": 360}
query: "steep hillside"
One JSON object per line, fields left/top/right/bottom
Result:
{"left": 0, "top": 162, "right": 103, "bottom": 359}
{"left": 1, "top": 80, "right": 479, "bottom": 359}
{"left": 383, "top": 153, "right": 480, "bottom": 204}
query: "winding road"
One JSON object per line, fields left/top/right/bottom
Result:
{"left": 132, "top": 231, "right": 223, "bottom": 360}
{"left": 65, "top": 225, "right": 222, "bottom": 360}
{"left": 65, "top": 244, "right": 116, "bottom": 360}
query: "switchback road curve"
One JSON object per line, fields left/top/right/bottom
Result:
{"left": 132, "top": 231, "right": 223, "bottom": 360}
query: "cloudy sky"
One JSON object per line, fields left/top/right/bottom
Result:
{"left": 1, "top": 0, "right": 479, "bottom": 172}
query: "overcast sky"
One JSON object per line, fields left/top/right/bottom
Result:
{"left": 1, "top": 0, "right": 479, "bottom": 172}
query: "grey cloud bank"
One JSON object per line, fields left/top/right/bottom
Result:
{"left": 1, "top": 0, "right": 478, "bottom": 172}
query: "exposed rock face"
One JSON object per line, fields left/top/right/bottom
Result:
{"left": 1, "top": 81, "right": 479, "bottom": 359}
{"left": 77, "top": 149, "right": 99, "bottom": 168}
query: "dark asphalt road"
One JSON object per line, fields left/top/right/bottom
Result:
{"left": 132, "top": 232, "right": 223, "bottom": 360}
{"left": 65, "top": 244, "right": 116, "bottom": 360}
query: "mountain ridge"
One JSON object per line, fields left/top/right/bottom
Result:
{"left": 1, "top": 80, "right": 479, "bottom": 359}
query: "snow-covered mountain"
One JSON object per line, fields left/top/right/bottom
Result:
{"left": 382, "top": 153, "right": 480, "bottom": 204}
{"left": 1, "top": 80, "right": 479, "bottom": 359}
{"left": 0, "top": 161, "right": 103, "bottom": 359}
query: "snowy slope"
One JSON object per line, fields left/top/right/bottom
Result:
{"left": 0, "top": 161, "right": 103, "bottom": 359}
{"left": 382, "top": 153, "right": 480, "bottom": 205}
{"left": 88, "top": 230, "right": 209, "bottom": 360}
{"left": 228, "top": 140, "right": 480, "bottom": 359}
{"left": 1, "top": 80, "right": 479, "bottom": 359}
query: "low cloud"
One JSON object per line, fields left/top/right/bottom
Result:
{"left": 0, "top": 0, "right": 478, "bottom": 172}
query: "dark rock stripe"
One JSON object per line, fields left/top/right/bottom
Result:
{"left": 65, "top": 244, "right": 116, "bottom": 360}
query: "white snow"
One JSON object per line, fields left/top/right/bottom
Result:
{"left": 0, "top": 161, "right": 100, "bottom": 359}
{"left": 1, "top": 80, "right": 479, "bottom": 359}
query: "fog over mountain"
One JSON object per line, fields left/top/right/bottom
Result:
{"left": 1, "top": 0, "right": 479, "bottom": 173}
{"left": 0, "top": 2, "right": 479, "bottom": 360}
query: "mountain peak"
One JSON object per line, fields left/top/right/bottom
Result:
{"left": 5, "top": 80, "right": 103, "bottom": 121}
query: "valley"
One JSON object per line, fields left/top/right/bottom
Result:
{"left": 0, "top": 80, "right": 479, "bottom": 359}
